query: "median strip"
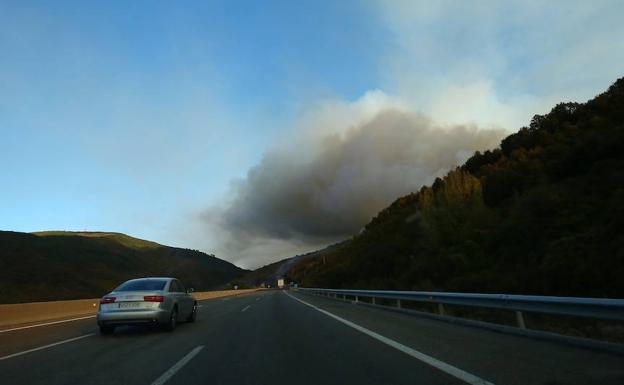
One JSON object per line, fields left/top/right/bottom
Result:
{"left": 0, "top": 315, "right": 96, "bottom": 333}
{"left": 284, "top": 291, "right": 494, "bottom": 385}
{"left": 0, "top": 333, "right": 95, "bottom": 361}
{"left": 150, "top": 345, "right": 205, "bottom": 385}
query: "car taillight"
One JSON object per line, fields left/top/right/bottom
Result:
{"left": 100, "top": 296, "right": 116, "bottom": 304}
{"left": 144, "top": 295, "right": 164, "bottom": 302}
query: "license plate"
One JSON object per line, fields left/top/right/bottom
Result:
{"left": 118, "top": 302, "right": 141, "bottom": 308}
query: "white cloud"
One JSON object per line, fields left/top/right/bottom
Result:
{"left": 376, "top": 0, "right": 624, "bottom": 129}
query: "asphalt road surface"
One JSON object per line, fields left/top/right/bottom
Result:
{"left": 0, "top": 290, "right": 622, "bottom": 385}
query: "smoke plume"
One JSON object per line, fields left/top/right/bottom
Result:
{"left": 204, "top": 93, "right": 505, "bottom": 268}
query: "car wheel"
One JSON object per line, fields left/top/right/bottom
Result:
{"left": 99, "top": 325, "right": 115, "bottom": 335}
{"left": 187, "top": 302, "right": 197, "bottom": 323}
{"left": 165, "top": 307, "right": 178, "bottom": 331}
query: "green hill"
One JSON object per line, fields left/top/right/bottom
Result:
{"left": 32, "top": 231, "right": 163, "bottom": 249}
{"left": 289, "top": 77, "right": 624, "bottom": 298}
{"left": 0, "top": 231, "right": 246, "bottom": 303}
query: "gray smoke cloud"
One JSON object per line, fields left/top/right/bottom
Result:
{"left": 204, "top": 101, "right": 505, "bottom": 268}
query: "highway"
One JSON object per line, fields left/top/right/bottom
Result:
{"left": 0, "top": 290, "right": 622, "bottom": 385}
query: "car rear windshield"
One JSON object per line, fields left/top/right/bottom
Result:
{"left": 115, "top": 279, "right": 167, "bottom": 291}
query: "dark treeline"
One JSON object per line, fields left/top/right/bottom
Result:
{"left": 290, "top": 78, "right": 624, "bottom": 298}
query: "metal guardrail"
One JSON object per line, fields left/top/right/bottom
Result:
{"left": 297, "top": 288, "right": 624, "bottom": 329}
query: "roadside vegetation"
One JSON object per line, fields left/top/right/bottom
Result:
{"left": 289, "top": 77, "right": 624, "bottom": 299}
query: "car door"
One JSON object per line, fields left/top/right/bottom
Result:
{"left": 168, "top": 280, "right": 184, "bottom": 316}
{"left": 180, "top": 280, "right": 194, "bottom": 317}
{"left": 173, "top": 279, "right": 192, "bottom": 317}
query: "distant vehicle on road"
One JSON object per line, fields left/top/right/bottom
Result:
{"left": 96, "top": 277, "right": 197, "bottom": 335}
{"left": 277, "top": 278, "right": 285, "bottom": 289}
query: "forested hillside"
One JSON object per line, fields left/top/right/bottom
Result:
{"left": 290, "top": 78, "right": 624, "bottom": 297}
{"left": 0, "top": 231, "right": 246, "bottom": 303}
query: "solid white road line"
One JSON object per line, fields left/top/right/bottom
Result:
{"left": 151, "top": 345, "right": 205, "bottom": 385}
{"left": 241, "top": 305, "right": 251, "bottom": 312}
{"left": 0, "top": 333, "right": 95, "bottom": 361}
{"left": 284, "top": 292, "right": 495, "bottom": 385}
{"left": 0, "top": 315, "right": 96, "bottom": 333}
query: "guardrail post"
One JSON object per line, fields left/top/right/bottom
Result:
{"left": 516, "top": 311, "right": 526, "bottom": 329}
{"left": 437, "top": 303, "right": 445, "bottom": 316}
{"left": 355, "top": 296, "right": 359, "bottom": 303}
{"left": 397, "top": 299, "right": 402, "bottom": 309}
{"left": 372, "top": 297, "right": 376, "bottom": 305}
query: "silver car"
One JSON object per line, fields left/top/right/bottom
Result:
{"left": 96, "top": 277, "right": 197, "bottom": 335}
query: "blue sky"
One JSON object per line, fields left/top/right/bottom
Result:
{"left": 2, "top": 1, "right": 623, "bottom": 268}
{"left": 1, "top": 1, "right": 383, "bottom": 234}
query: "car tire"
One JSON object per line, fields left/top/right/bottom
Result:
{"left": 165, "top": 307, "right": 178, "bottom": 331}
{"left": 187, "top": 302, "right": 197, "bottom": 323}
{"left": 99, "top": 325, "right": 115, "bottom": 335}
